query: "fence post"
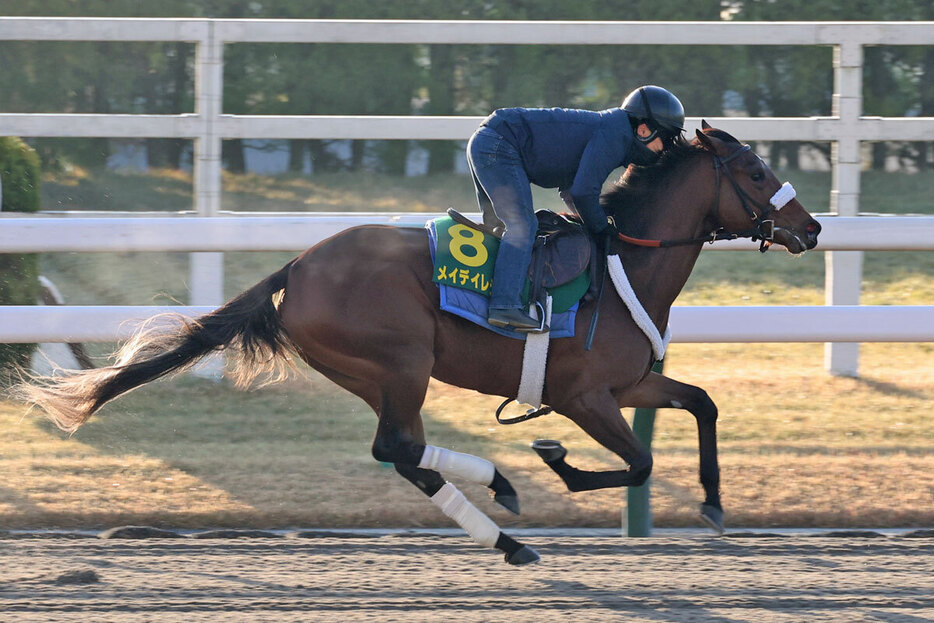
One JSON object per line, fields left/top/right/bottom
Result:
{"left": 626, "top": 359, "right": 664, "bottom": 537}
{"left": 825, "top": 40, "right": 864, "bottom": 377}
{"left": 191, "top": 21, "right": 225, "bottom": 379}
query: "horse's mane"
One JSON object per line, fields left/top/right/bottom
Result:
{"left": 600, "top": 129, "right": 742, "bottom": 236}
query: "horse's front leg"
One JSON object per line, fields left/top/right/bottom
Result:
{"left": 617, "top": 371, "right": 723, "bottom": 533}
{"left": 536, "top": 389, "right": 654, "bottom": 492}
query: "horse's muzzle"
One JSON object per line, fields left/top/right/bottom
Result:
{"left": 805, "top": 219, "right": 821, "bottom": 249}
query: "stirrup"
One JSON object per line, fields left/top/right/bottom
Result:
{"left": 518, "top": 301, "right": 549, "bottom": 334}
{"left": 488, "top": 308, "right": 541, "bottom": 331}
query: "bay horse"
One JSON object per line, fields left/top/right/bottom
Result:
{"left": 13, "top": 123, "right": 820, "bottom": 565}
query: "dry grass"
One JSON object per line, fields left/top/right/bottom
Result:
{"left": 2, "top": 342, "right": 931, "bottom": 530}
{"left": 3, "top": 167, "right": 930, "bottom": 530}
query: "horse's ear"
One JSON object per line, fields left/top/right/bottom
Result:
{"left": 695, "top": 127, "right": 729, "bottom": 157}
{"left": 696, "top": 128, "right": 714, "bottom": 151}
{"left": 701, "top": 119, "right": 712, "bottom": 130}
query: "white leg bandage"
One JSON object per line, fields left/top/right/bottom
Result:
{"left": 430, "top": 483, "right": 501, "bottom": 548}
{"left": 418, "top": 445, "right": 495, "bottom": 486}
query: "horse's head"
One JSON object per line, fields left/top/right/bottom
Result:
{"left": 695, "top": 121, "right": 821, "bottom": 254}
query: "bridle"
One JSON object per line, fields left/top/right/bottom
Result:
{"left": 713, "top": 144, "right": 776, "bottom": 252}
{"left": 616, "top": 143, "right": 778, "bottom": 253}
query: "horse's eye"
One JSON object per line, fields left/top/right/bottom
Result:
{"left": 751, "top": 172, "right": 765, "bottom": 182}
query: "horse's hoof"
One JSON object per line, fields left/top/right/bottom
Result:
{"left": 494, "top": 494, "right": 520, "bottom": 516}
{"left": 505, "top": 545, "right": 540, "bottom": 566}
{"left": 699, "top": 503, "right": 725, "bottom": 535}
{"left": 531, "top": 439, "right": 567, "bottom": 463}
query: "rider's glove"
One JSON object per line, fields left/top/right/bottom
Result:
{"left": 598, "top": 218, "right": 619, "bottom": 256}
{"left": 599, "top": 217, "right": 619, "bottom": 239}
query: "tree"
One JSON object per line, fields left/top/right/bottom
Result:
{"left": 0, "top": 138, "right": 41, "bottom": 376}
{"left": 732, "top": 0, "right": 929, "bottom": 170}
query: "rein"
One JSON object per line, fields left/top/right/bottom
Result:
{"left": 616, "top": 144, "right": 776, "bottom": 253}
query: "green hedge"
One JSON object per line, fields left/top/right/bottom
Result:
{"left": 0, "top": 137, "right": 41, "bottom": 376}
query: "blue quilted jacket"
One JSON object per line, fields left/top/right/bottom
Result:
{"left": 481, "top": 106, "right": 658, "bottom": 233}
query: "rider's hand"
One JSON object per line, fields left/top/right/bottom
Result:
{"left": 598, "top": 219, "right": 619, "bottom": 256}
{"left": 599, "top": 219, "right": 619, "bottom": 239}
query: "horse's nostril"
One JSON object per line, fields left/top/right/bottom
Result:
{"left": 805, "top": 220, "right": 821, "bottom": 249}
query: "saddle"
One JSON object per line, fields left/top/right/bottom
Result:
{"left": 446, "top": 208, "right": 600, "bottom": 306}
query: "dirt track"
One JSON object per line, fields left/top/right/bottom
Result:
{"left": 1, "top": 532, "right": 932, "bottom": 622}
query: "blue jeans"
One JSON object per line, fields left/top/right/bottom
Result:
{"left": 466, "top": 127, "right": 537, "bottom": 311}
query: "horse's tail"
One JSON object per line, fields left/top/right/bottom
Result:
{"left": 11, "top": 260, "right": 298, "bottom": 433}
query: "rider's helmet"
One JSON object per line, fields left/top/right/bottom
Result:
{"left": 622, "top": 85, "right": 685, "bottom": 146}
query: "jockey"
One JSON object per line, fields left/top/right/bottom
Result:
{"left": 467, "top": 85, "right": 685, "bottom": 332}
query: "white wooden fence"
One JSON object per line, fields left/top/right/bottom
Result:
{"left": 1, "top": 18, "right": 933, "bottom": 373}
{"left": 1, "top": 212, "right": 932, "bottom": 344}
{"left": 3, "top": 304, "right": 933, "bottom": 345}
{"left": 2, "top": 213, "right": 934, "bottom": 253}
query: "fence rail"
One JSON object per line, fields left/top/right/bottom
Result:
{"left": 1, "top": 212, "right": 931, "bottom": 344}
{"left": 3, "top": 113, "right": 934, "bottom": 141}
{"left": 2, "top": 305, "right": 932, "bottom": 345}
{"left": 2, "top": 214, "right": 933, "bottom": 253}
{"left": 3, "top": 17, "right": 934, "bottom": 44}
{"left": 2, "top": 114, "right": 933, "bottom": 140}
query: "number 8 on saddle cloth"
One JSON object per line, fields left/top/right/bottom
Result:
{"left": 426, "top": 210, "right": 593, "bottom": 340}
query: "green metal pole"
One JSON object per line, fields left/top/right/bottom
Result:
{"left": 627, "top": 359, "right": 664, "bottom": 537}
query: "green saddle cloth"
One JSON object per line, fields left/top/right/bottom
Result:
{"left": 430, "top": 215, "right": 590, "bottom": 314}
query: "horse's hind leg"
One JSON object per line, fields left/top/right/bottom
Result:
{"left": 376, "top": 419, "right": 538, "bottom": 565}
{"left": 366, "top": 364, "right": 537, "bottom": 565}
{"left": 617, "top": 371, "right": 723, "bottom": 533}
{"left": 370, "top": 386, "right": 520, "bottom": 515}
{"left": 393, "top": 463, "right": 539, "bottom": 566}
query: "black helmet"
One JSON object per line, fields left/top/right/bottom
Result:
{"left": 622, "top": 85, "right": 685, "bottom": 140}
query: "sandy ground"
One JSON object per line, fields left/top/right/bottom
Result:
{"left": 0, "top": 532, "right": 931, "bottom": 622}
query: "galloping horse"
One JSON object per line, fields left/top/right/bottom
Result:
{"left": 14, "top": 123, "right": 820, "bottom": 565}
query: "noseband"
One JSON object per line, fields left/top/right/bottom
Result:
{"left": 616, "top": 143, "right": 785, "bottom": 252}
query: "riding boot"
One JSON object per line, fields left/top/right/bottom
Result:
{"left": 487, "top": 234, "right": 542, "bottom": 331}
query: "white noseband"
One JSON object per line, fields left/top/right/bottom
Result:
{"left": 770, "top": 181, "right": 796, "bottom": 211}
